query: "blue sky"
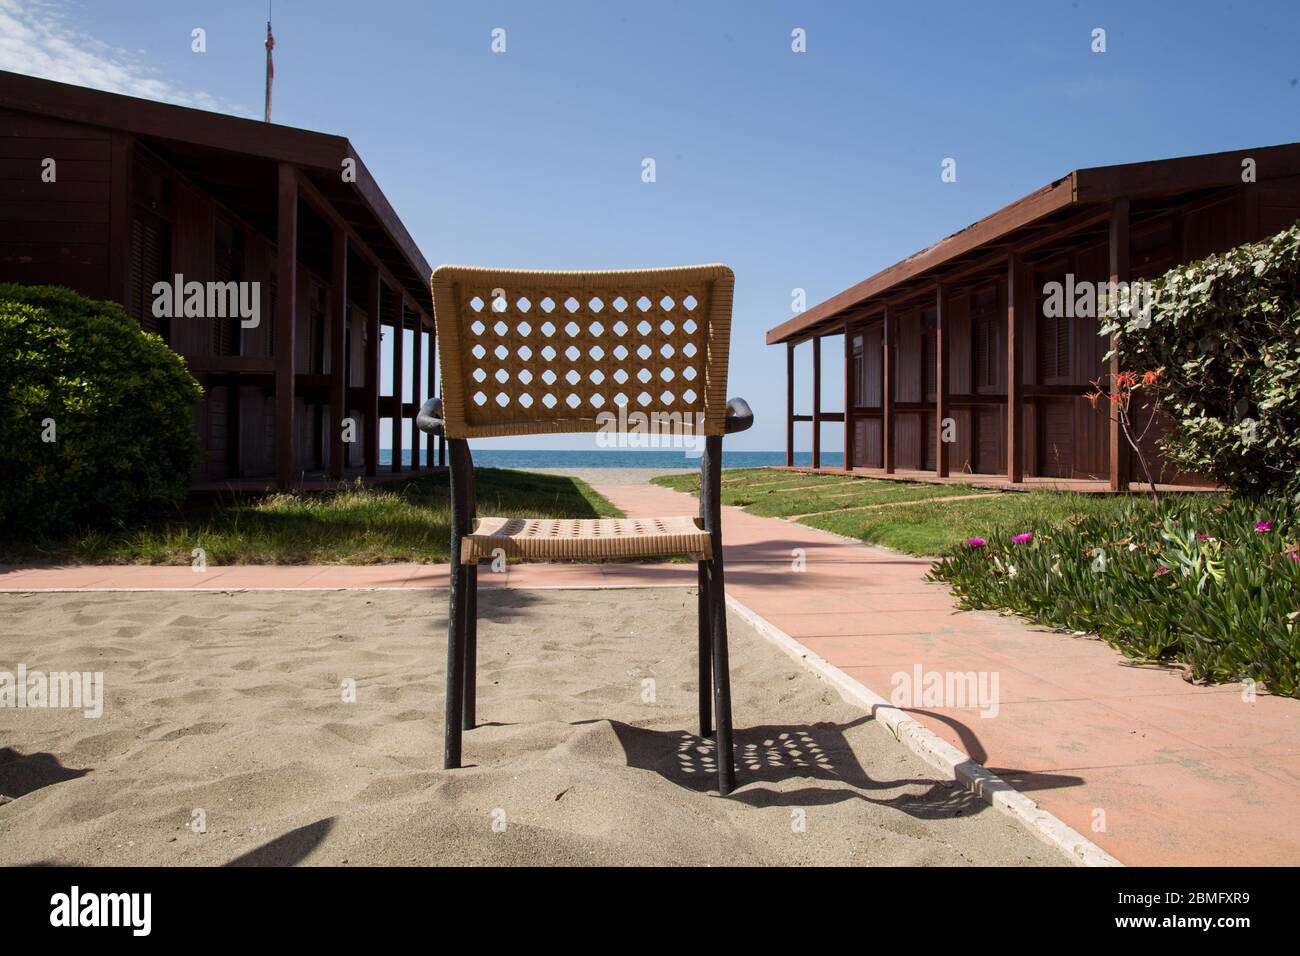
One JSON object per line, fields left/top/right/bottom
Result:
{"left": 4, "top": 0, "right": 1298, "bottom": 451}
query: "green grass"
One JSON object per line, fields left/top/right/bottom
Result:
{"left": 0, "top": 469, "right": 622, "bottom": 565}
{"left": 653, "top": 468, "right": 1226, "bottom": 557}
{"left": 803, "top": 489, "right": 1228, "bottom": 555}
{"left": 653, "top": 468, "right": 988, "bottom": 518}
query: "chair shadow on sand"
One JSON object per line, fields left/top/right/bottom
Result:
{"left": 0, "top": 746, "right": 91, "bottom": 800}
{"left": 589, "top": 718, "right": 989, "bottom": 821}
{"left": 223, "top": 818, "right": 335, "bottom": 867}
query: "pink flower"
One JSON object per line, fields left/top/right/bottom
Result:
{"left": 1197, "top": 533, "right": 1209, "bottom": 542}
{"left": 966, "top": 538, "right": 986, "bottom": 549}
{"left": 1290, "top": 551, "right": 1300, "bottom": 563}
{"left": 1156, "top": 566, "right": 1171, "bottom": 576}
{"left": 1255, "top": 521, "right": 1273, "bottom": 532}
{"left": 1010, "top": 532, "right": 1034, "bottom": 545}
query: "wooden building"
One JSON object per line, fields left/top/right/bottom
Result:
{"left": 0, "top": 70, "right": 438, "bottom": 490}
{"left": 769, "top": 143, "right": 1300, "bottom": 489}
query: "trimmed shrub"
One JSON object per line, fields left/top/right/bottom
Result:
{"left": 1105, "top": 223, "right": 1300, "bottom": 497}
{"left": 0, "top": 283, "right": 203, "bottom": 535}
{"left": 930, "top": 497, "right": 1300, "bottom": 697}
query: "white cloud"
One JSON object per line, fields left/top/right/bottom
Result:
{"left": 0, "top": 0, "right": 253, "bottom": 116}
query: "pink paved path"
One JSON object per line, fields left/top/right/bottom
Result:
{"left": 4, "top": 484, "right": 1298, "bottom": 866}
{"left": 590, "top": 481, "right": 1300, "bottom": 868}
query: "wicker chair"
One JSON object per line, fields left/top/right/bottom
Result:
{"left": 418, "top": 263, "right": 752, "bottom": 795}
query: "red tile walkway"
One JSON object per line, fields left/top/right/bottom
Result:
{"left": 589, "top": 481, "right": 1300, "bottom": 868}
{"left": 4, "top": 481, "right": 1296, "bottom": 865}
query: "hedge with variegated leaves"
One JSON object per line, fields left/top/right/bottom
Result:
{"left": 1104, "top": 223, "right": 1300, "bottom": 496}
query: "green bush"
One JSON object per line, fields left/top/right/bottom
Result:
{"left": 1105, "top": 224, "right": 1300, "bottom": 497}
{"left": 930, "top": 498, "right": 1300, "bottom": 697}
{"left": 0, "top": 283, "right": 202, "bottom": 535}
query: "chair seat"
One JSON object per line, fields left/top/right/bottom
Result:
{"left": 458, "top": 515, "right": 712, "bottom": 564}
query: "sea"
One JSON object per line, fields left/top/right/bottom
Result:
{"left": 378, "top": 449, "right": 843, "bottom": 470}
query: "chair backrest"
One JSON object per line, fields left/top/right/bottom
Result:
{"left": 431, "top": 264, "right": 734, "bottom": 439}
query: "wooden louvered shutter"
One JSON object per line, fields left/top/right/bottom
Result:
{"left": 1037, "top": 317, "right": 1057, "bottom": 382}
{"left": 127, "top": 218, "right": 146, "bottom": 324}
{"left": 127, "top": 214, "right": 167, "bottom": 335}
{"left": 1036, "top": 315, "right": 1070, "bottom": 382}
{"left": 852, "top": 333, "right": 865, "bottom": 406}
{"left": 1055, "top": 316, "right": 1070, "bottom": 379}
{"left": 212, "top": 253, "right": 238, "bottom": 356}
{"left": 972, "top": 317, "right": 991, "bottom": 388}
{"left": 922, "top": 331, "right": 936, "bottom": 399}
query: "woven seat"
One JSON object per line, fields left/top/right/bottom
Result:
{"left": 460, "top": 515, "right": 711, "bottom": 564}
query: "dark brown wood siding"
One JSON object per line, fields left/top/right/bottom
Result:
{"left": 0, "top": 108, "right": 112, "bottom": 296}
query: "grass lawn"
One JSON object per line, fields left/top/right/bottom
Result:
{"left": 654, "top": 467, "right": 990, "bottom": 519}
{"left": 802, "top": 488, "right": 1225, "bottom": 555}
{"left": 653, "top": 468, "right": 1225, "bottom": 556}
{"left": 0, "top": 469, "right": 621, "bottom": 566}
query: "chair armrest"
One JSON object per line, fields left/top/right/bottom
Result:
{"left": 724, "top": 396, "right": 753, "bottom": 434}
{"left": 417, "top": 397, "right": 445, "bottom": 436}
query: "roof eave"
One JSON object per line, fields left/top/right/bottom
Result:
{"left": 0, "top": 69, "right": 431, "bottom": 308}
{"left": 766, "top": 173, "right": 1077, "bottom": 345}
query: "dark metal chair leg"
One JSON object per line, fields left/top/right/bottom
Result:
{"left": 444, "top": 561, "right": 467, "bottom": 769}
{"left": 699, "top": 433, "right": 737, "bottom": 795}
{"left": 463, "top": 563, "right": 477, "bottom": 730}
{"left": 696, "top": 560, "right": 713, "bottom": 739}
{"left": 708, "top": 553, "right": 736, "bottom": 795}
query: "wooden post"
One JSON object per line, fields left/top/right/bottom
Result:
{"left": 329, "top": 229, "right": 347, "bottom": 480}
{"left": 365, "top": 275, "right": 381, "bottom": 477}
{"left": 274, "top": 163, "right": 298, "bottom": 490}
{"left": 935, "top": 283, "right": 949, "bottom": 478}
{"left": 411, "top": 318, "right": 424, "bottom": 471}
{"left": 1109, "top": 197, "right": 1131, "bottom": 491}
{"left": 785, "top": 342, "right": 795, "bottom": 466}
{"left": 843, "top": 326, "right": 855, "bottom": 472}
{"left": 882, "top": 305, "right": 895, "bottom": 474}
{"left": 1006, "top": 253, "right": 1024, "bottom": 484}
{"left": 391, "top": 306, "right": 404, "bottom": 473}
{"left": 811, "top": 335, "right": 822, "bottom": 469}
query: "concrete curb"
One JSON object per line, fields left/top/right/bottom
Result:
{"left": 725, "top": 592, "right": 1124, "bottom": 868}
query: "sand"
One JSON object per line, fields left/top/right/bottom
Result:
{"left": 0, "top": 588, "right": 1063, "bottom": 866}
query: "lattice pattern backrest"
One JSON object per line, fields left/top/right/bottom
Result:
{"left": 431, "top": 264, "right": 734, "bottom": 438}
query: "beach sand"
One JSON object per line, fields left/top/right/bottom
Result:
{"left": 0, "top": 588, "right": 1062, "bottom": 866}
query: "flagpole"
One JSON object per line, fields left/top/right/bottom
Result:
{"left": 264, "top": 10, "right": 275, "bottom": 123}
